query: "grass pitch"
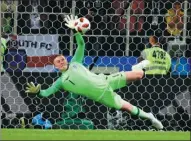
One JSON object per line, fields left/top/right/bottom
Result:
{"left": 1, "top": 129, "right": 190, "bottom": 140}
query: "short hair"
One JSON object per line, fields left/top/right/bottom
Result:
{"left": 152, "top": 36, "right": 158, "bottom": 43}
{"left": 55, "top": 54, "right": 64, "bottom": 58}
{"left": 53, "top": 54, "right": 64, "bottom": 64}
{"left": 150, "top": 36, "right": 158, "bottom": 43}
{"left": 174, "top": 2, "right": 181, "bottom": 6}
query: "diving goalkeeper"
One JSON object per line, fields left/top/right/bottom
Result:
{"left": 26, "top": 15, "right": 163, "bottom": 129}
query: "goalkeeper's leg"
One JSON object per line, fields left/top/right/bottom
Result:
{"left": 106, "top": 70, "right": 144, "bottom": 90}
{"left": 99, "top": 90, "right": 163, "bottom": 130}
{"left": 120, "top": 98, "right": 163, "bottom": 129}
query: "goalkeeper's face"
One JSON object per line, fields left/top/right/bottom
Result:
{"left": 54, "top": 55, "right": 68, "bottom": 71}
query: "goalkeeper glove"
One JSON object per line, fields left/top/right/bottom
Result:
{"left": 132, "top": 60, "right": 151, "bottom": 71}
{"left": 25, "top": 82, "right": 41, "bottom": 94}
{"left": 64, "top": 15, "right": 78, "bottom": 30}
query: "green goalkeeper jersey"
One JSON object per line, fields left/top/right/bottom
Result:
{"left": 39, "top": 33, "right": 108, "bottom": 101}
{"left": 1, "top": 38, "right": 7, "bottom": 72}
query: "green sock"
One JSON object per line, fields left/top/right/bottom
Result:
{"left": 131, "top": 106, "right": 151, "bottom": 120}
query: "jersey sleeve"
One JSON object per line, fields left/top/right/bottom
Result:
{"left": 141, "top": 49, "right": 150, "bottom": 60}
{"left": 167, "top": 54, "right": 172, "bottom": 72}
{"left": 71, "top": 32, "right": 85, "bottom": 64}
{"left": 141, "top": 50, "right": 147, "bottom": 60}
{"left": 1, "top": 38, "right": 7, "bottom": 53}
{"left": 39, "top": 77, "right": 62, "bottom": 97}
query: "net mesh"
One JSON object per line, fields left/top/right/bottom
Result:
{"left": 1, "top": 0, "right": 190, "bottom": 131}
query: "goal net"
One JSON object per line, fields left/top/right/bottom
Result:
{"left": 1, "top": 0, "right": 190, "bottom": 131}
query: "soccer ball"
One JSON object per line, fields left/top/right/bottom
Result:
{"left": 74, "top": 17, "right": 91, "bottom": 33}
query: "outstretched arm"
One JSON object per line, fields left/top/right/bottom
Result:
{"left": 25, "top": 78, "right": 62, "bottom": 97}
{"left": 39, "top": 78, "right": 62, "bottom": 97}
{"left": 71, "top": 32, "right": 85, "bottom": 64}
{"left": 64, "top": 15, "right": 86, "bottom": 64}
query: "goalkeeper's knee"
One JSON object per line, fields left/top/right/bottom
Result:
{"left": 114, "top": 94, "right": 123, "bottom": 110}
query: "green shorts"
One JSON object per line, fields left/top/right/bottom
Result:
{"left": 106, "top": 71, "right": 127, "bottom": 90}
{"left": 98, "top": 87, "right": 123, "bottom": 110}
{"left": 97, "top": 71, "right": 127, "bottom": 109}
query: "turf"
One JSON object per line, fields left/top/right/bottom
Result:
{"left": 1, "top": 129, "right": 190, "bottom": 140}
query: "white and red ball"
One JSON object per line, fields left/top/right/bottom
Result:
{"left": 74, "top": 17, "right": 91, "bottom": 33}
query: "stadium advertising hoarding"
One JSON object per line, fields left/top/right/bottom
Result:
{"left": 4, "top": 52, "right": 191, "bottom": 75}
{"left": 4, "top": 34, "right": 190, "bottom": 75}
{"left": 6, "top": 34, "right": 59, "bottom": 72}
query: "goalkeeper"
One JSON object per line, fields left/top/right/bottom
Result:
{"left": 26, "top": 15, "right": 163, "bottom": 129}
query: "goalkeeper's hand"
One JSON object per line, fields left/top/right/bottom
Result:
{"left": 64, "top": 15, "right": 78, "bottom": 29}
{"left": 25, "top": 82, "right": 41, "bottom": 94}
